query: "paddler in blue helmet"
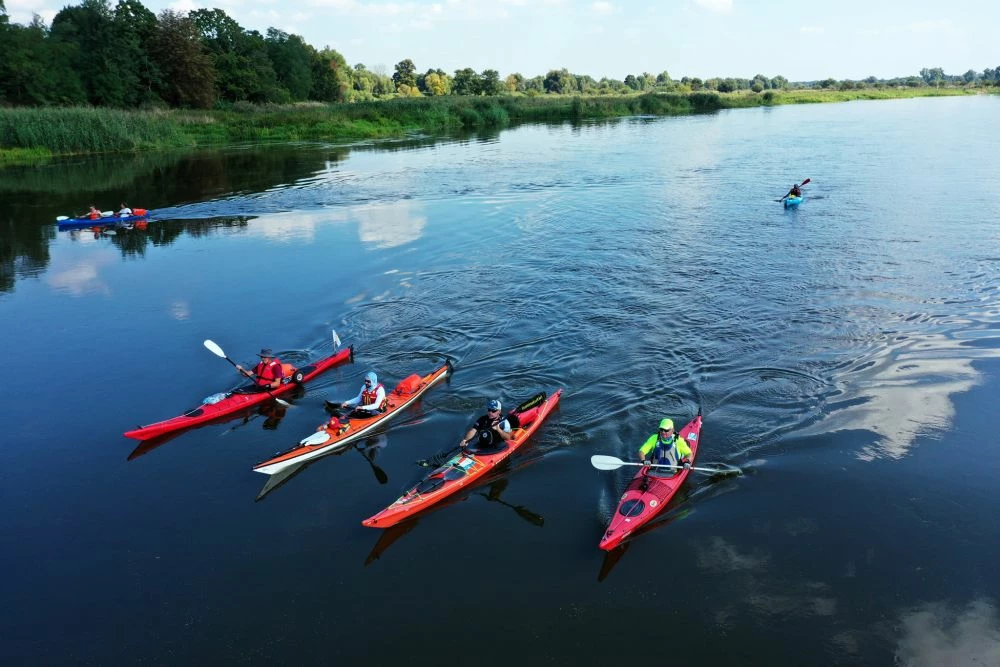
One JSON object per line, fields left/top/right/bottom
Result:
{"left": 638, "top": 418, "right": 692, "bottom": 473}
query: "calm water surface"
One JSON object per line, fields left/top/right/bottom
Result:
{"left": 3, "top": 96, "right": 1000, "bottom": 665}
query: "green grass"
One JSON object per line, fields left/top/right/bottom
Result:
{"left": 0, "top": 87, "right": 987, "bottom": 164}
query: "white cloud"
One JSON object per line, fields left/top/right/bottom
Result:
{"left": 799, "top": 25, "right": 824, "bottom": 35}
{"left": 591, "top": 1, "right": 614, "bottom": 15}
{"left": 169, "top": 0, "right": 201, "bottom": 13}
{"left": 695, "top": 0, "right": 733, "bottom": 14}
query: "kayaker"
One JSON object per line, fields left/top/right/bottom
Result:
{"left": 87, "top": 205, "right": 101, "bottom": 220}
{"left": 338, "top": 371, "right": 388, "bottom": 416}
{"left": 639, "top": 418, "right": 692, "bottom": 473}
{"left": 118, "top": 202, "right": 133, "bottom": 217}
{"left": 788, "top": 183, "right": 802, "bottom": 198}
{"left": 459, "top": 399, "right": 512, "bottom": 451}
{"left": 236, "top": 348, "right": 284, "bottom": 391}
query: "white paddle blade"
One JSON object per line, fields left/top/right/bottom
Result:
{"left": 203, "top": 339, "right": 227, "bottom": 358}
{"left": 331, "top": 329, "right": 341, "bottom": 349}
{"left": 591, "top": 454, "right": 629, "bottom": 471}
{"left": 101, "top": 211, "right": 113, "bottom": 217}
{"left": 56, "top": 216, "right": 69, "bottom": 221}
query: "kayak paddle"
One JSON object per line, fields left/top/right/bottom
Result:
{"left": 776, "top": 177, "right": 811, "bottom": 202}
{"left": 591, "top": 454, "right": 742, "bottom": 476}
{"left": 203, "top": 339, "right": 292, "bottom": 407}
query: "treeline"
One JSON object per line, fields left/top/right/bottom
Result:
{"left": 2, "top": 0, "right": 998, "bottom": 111}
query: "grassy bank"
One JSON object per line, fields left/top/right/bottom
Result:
{"left": 0, "top": 87, "right": 984, "bottom": 163}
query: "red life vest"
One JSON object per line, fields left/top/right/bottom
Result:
{"left": 253, "top": 359, "right": 283, "bottom": 386}
{"left": 361, "top": 383, "right": 387, "bottom": 410}
{"left": 88, "top": 211, "right": 100, "bottom": 220}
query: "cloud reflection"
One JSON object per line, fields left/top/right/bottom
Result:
{"left": 354, "top": 201, "right": 426, "bottom": 249}
{"left": 47, "top": 256, "right": 114, "bottom": 296}
{"left": 244, "top": 201, "right": 426, "bottom": 249}
{"left": 896, "top": 598, "right": 1000, "bottom": 667}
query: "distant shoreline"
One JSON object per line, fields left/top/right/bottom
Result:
{"left": 0, "top": 87, "right": 983, "bottom": 165}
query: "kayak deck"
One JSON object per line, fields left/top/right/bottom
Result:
{"left": 253, "top": 360, "right": 452, "bottom": 475}
{"left": 124, "top": 345, "right": 353, "bottom": 441}
{"left": 599, "top": 413, "right": 702, "bottom": 550}
{"left": 362, "top": 388, "right": 562, "bottom": 528}
{"left": 784, "top": 195, "right": 803, "bottom": 208}
{"left": 58, "top": 212, "right": 150, "bottom": 229}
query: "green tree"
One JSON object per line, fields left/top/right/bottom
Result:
{"left": 392, "top": 58, "right": 417, "bottom": 88}
{"left": 266, "top": 29, "right": 313, "bottom": 100}
{"left": 310, "top": 48, "right": 348, "bottom": 102}
{"left": 479, "top": 69, "right": 502, "bottom": 95}
{"left": 113, "top": 0, "right": 161, "bottom": 105}
{"left": 452, "top": 67, "right": 481, "bottom": 95}
{"left": 149, "top": 10, "right": 215, "bottom": 108}
{"left": 542, "top": 68, "right": 576, "bottom": 94}
{"left": 191, "top": 8, "right": 280, "bottom": 103}
{"left": 0, "top": 14, "right": 86, "bottom": 105}
{"left": 50, "top": 0, "right": 138, "bottom": 106}
{"left": 769, "top": 75, "right": 788, "bottom": 89}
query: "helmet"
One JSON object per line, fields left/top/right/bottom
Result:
{"left": 658, "top": 418, "right": 674, "bottom": 431}
{"left": 364, "top": 371, "right": 377, "bottom": 385}
{"left": 487, "top": 399, "right": 502, "bottom": 412}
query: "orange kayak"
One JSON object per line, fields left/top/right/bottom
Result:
{"left": 363, "top": 388, "right": 562, "bottom": 528}
{"left": 253, "top": 361, "right": 452, "bottom": 475}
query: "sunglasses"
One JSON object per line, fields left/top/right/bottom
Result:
{"left": 488, "top": 408, "right": 500, "bottom": 414}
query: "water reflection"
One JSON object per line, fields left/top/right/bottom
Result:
{"left": 895, "top": 598, "right": 1000, "bottom": 666}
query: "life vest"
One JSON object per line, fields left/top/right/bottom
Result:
{"left": 361, "top": 383, "right": 387, "bottom": 410}
{"left": 88, "top": 211, "right": 100, "bottom": 220}
{"left": 325, "top": 416, "right": 350, "bottom": 436}
{"left": 652, "top": 434, "right": 690, "bottom": 467}
{"left": 253, "top": 359, "right": 283, "bottom": 386}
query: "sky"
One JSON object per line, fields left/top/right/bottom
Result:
{"left": 5, "top": 0, "right": 998, "bottom": 81}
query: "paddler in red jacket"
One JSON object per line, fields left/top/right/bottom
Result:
{"left": 236, "top": 348, "right": 284, "bottom": 391}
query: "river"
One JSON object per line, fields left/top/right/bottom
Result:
{"left": 2, "top": 95, "right": 1000, "bottom": 665}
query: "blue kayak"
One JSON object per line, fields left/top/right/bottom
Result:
{"left": 57, "top": 210, "right": 150, "bottom": 230}
{"left": 784, "top": 196, "right": 803, "bottom": 209}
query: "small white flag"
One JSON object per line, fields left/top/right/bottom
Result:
{"left": 331, "top": 329, "right": 341, "bottom": 348}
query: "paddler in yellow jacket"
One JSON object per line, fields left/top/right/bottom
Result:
{"left": 638, "top": 418, "right": 692, "bottom": 473}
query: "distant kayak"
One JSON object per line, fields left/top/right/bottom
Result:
{"left": 124, "top": 345, "right": 353, "bottom": 441}
{"left": 784, "top": 195, "right": 803, "bottom": 209}
{"left": 253, "top": 360, "right": 453, "bottom": 475}
{"left": 362, "top": 389, "right": 562, "bottom": 528}
{"left": 57, "top": 208, "right": 150, "bottom": 229}
{"left": 598, "top": 413, "right": 702, "bottom": 550}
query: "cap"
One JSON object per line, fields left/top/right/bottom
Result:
{"left": 487, "top": 399, "right": 502, "bottom": 412}
{"left": 258, "top": 348, "right": 274, "bottom": 358}
{"left": 658, "top": 418, "right": 674, "bottom": 431}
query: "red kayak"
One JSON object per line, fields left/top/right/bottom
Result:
{"left": 253, "top": 360, "right": 452, "bottom": 475}
{"left": 124, "top": 346, "right": 353, "bottom": 440}
{"left": 599, "top": 413, "right": 702, "bottom": 551}
{"left": 363, "top": 388, "right": 562, "bottom": 528}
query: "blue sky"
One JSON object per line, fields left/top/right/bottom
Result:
{"left": 6, "top": 0, "right": 997, "bottom": 81}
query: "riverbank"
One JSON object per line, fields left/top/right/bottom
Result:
{"left": 0, "top": 87, "right": 981, "bottom": 164}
